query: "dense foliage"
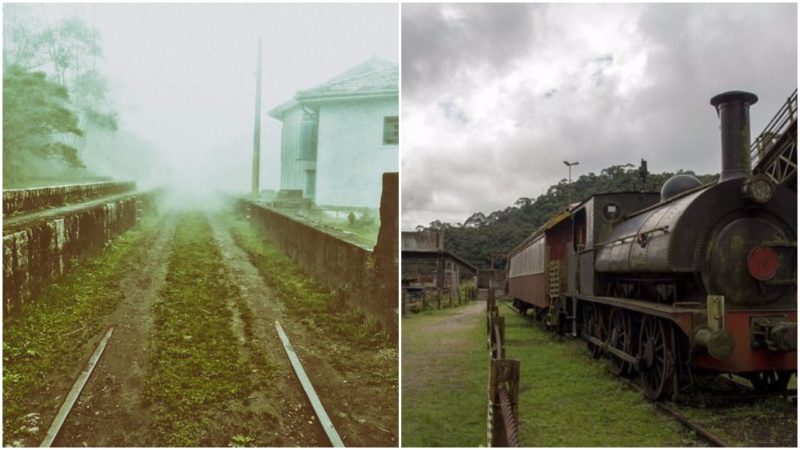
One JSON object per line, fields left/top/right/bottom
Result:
{"left": 415, "top": 163, "right": 717, "bottom": 269}
{"left": 3, "top": 65, "right": 85, "bottom": 184}
{"left": 3, "top": 6, "right": 117, "bottom": 187}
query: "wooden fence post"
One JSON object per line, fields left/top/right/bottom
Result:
{"left": 489, "top": 358, "right": 520, "bottom": 447}
{"left": 493, "top": 316, "right": 506, "bottom": 360}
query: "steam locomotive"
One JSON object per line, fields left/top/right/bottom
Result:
{"left": 507, "top": 91, "right": 797, "bottom": 400}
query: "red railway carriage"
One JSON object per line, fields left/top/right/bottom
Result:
{"left": 508, "top": 209, "right": 572, "bottom": 314}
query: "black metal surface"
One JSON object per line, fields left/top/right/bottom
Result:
{"left": 711, "top": 90, "right": 758, "bottom": 182}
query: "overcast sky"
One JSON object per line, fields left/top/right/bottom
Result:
{"left": 401, "top": 3, "right": 797, "bottom": 230}
{"left": 10, "top": 3, "right": 398, "bottom": 193}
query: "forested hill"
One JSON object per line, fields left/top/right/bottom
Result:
{"left": 415, "top": 164, "right": 718, "bottom": 269}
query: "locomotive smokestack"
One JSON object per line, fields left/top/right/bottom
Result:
{"left": 710, "top": 91, "right": 758, "bottom": 182}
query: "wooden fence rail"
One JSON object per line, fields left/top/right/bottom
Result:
{"left": 486, "top": 286, "right": 521, "bottom": 447}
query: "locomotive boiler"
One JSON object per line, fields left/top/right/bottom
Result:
{"left": 508, "top": 91, "right": 797, "bottom": 400}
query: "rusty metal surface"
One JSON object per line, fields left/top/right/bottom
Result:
{"left": 41, "top": 327, "right": 115, "bottom": 447}
{"left": 508, "top": 273, "right": 548, "bottom": 308}
{"left": 498, "top": 386, "right": 520, "bottom": 447}
{"left": 654, "top": 401, "right": 728, "bottom": 447}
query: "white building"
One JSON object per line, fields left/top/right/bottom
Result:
{"left": 268, "top": 57, "right": 398, "bottom": 209}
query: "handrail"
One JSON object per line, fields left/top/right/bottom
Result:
{"left": 751, "top": 89, "right": 798, "bottom": 167}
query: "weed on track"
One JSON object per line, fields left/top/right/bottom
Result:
{"left": 2, "top": 214, "right": 162, "bottom": 447}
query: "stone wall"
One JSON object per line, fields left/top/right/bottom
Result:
{"left": 238, "top": 198, "right": 397, "bottom": 332}
{"left": 3, "top": 181, "right": 136, "bottom": 216}
{"left": 3, "top": 187, "right": 151, "bottom": 315}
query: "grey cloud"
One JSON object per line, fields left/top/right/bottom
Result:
{"left": 401, "top": 3, "right": 796, "bottom": 230}
{"left": 402, "top": 3, "right": 540, "bottom": 100}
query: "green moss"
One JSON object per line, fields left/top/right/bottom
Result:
{"left": 2, "top": 214, "right": 161, "bottom": 446}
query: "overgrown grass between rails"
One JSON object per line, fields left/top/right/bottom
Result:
{"left": 227, "top": 215, "right": 391, "bottom": 351}
{"left": 2, "top": 213, "right": 162, "bottom": 446}
{"left": 500, "top": 303, "right": 702, "bottom": 446}
{"left": 401, "top": 307, "right": 488, "bottom": 447}
{"left": 143, "top": 212, "right": 255, "bottom": 447}
{"left": 673, "top": 380, "right": 796, "bottom": 446}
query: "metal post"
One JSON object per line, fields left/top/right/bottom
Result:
{"left": 563, "top": 160, "right": 579, "bottom": 206}
{"left": 251, "top": 37, "right": 263, "bottom": 196}
{"left": 436, "top": 254, "right": 444, "bottom": 308}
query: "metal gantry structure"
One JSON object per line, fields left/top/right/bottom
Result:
{"left": 751, "top": 89, "right": 797, "bottom": 190}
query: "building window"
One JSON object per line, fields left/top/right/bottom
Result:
{"left": 383, "top": 116, "right": 399, "bottom": 145}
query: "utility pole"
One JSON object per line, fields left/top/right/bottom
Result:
{"left": 251, "top": 37, "right": 263, "bottom": 197}
{"left": 563, "top": 160, "right": 579, "bottom": 206}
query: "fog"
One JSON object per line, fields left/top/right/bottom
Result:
{"left": 4, "top": 3, "right": 398, "bottom": 203}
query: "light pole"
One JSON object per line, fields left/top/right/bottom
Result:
{"left": 251, "top": 37, "right": 263, "bottom": 197}
{"left": 563, "top": 160, "right": 579, "bottom": 206}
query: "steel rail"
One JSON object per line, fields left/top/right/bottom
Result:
{"left": 40, "top": 326, "right": 115, "bottom": 447}
{"left": 275, "top": 320, "right": 344, "bottom": 447}
{"left": 654, "top": 401, "right": 728, "bottom": 447}
{"left": 615, "top": 376, "right": 730, "bottom": 447}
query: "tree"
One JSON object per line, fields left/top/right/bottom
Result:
{"left": 3, "top": 65, "right": 84, "bottom": 184}
{"left": 4, "top": 8, "right": 117, "bottom": 134}
{"left": 3, "top": 6, "right": 120, "bottom": 187}
{"left": 515, "top": 197, "right": 532, "bottom": 208}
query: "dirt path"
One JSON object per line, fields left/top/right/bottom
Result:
{"left": 402, "top": 302, "right": 488, "bottom": 447}
{"left": 54, "top": 213, "right": 178, "bottom": 447}
{"left": 207, "top": 213, "right": 327, "bottom": 446}
{"left": 403, "top": 301, "right": 486, "bottom": 392}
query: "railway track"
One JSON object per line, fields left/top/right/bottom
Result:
{"left": 40, "top": 328, "right": 115, "bottom": 447}
{"left": 617, "top": 377, "right": 729, "bottom": 447}
{"left": 41, "top": 321, "right": 344, "bottom": 447}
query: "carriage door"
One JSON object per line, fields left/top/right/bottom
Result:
{"left": 572, "top": 208, "right": 588, "bottom": 294}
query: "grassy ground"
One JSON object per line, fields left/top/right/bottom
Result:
{"left": 2, "top": 214, "right": 161, "bottom": 446}
{"left": 228, "top": 215, "right": 391, "bottom": 353}
{"left": 143, "top": 212, "right": 259, "bottom": 446}
{"left": 401, "top": 300, "right": 708, "bottom": 447}
{"left": 401, "top": 303, "right": 488, "bottom": 447}
{"left": 499, "top": 302, "right": 702, "bottom": 446}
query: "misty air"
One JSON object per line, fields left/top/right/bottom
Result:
{"left": 3, "top": 3, "right": 399, "bottom": 447}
